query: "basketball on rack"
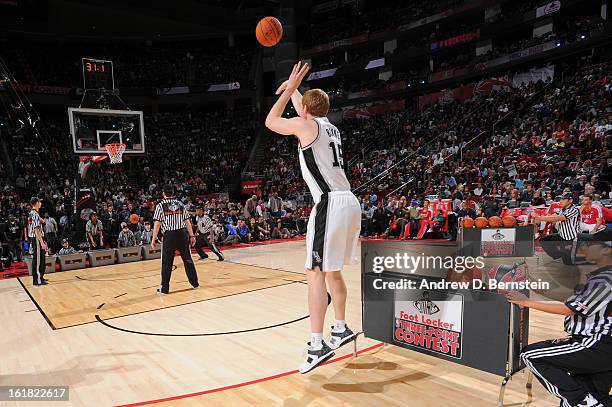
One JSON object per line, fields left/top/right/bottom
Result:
{"left": 256, "top": 16, "right": 283, "bottom": 47}
{"left": 488, "top": 216, "right": 503, "bottom": 227}
{"left": 462, "top": 217, "right": 474, "bottom": 228}
{"left": 474, "top": 217, "right": 488, "bottom": 228}
{"left": 502, "top": 215, "right": 517, "bottom": 227}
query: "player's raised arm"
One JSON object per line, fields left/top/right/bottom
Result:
{"left": 265, "top": 61, "right": 310, "bottom": 136}
{"left": 275, "top": 81, "right": 303, "bottom": 112}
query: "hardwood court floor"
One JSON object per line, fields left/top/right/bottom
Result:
{"left": 19, "top": 260, "right": 305, "bottom": 329}
{"left": 0, "top": 240, "right": 565, "bottom": 407}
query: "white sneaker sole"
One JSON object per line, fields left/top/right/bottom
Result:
{"left": 299, "top": 350, "right": 335, "bottom": 374}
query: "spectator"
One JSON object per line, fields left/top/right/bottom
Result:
{"left": 57, "top": 238, "right": 77, "bottom": 255}
{"left": 138, "top": 221, "right": 154, "bottom": 245}
{"left": 117, "top": 222, "right": 137, "bottom": 247}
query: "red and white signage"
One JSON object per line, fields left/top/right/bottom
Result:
{"left": 393, "top": 292, "right": 464, "bottom": 358}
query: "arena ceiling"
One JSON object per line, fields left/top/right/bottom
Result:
{"left": 0, "top": 0, "right": 311, "bottom": 41}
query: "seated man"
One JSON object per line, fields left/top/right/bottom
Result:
{"left": 117, "top": 222, "right": 137, "bottom": 247}
{"left": 249, "top": 218, "right": 261, "bottom": 242}
{"left": 580, "top": 195, "right": 605, "bottom": 235}
{"left": 272, "top": 219, "right": 293, "bottom": 239}
{"left": 256, "top": 217, "right": 271, "bottom": 240}
{"left": 506, "top": 239, "right": 611, "bottom": 407}
{"left": 431, "top": 209, "right": 447, "bottom": 238}
{"left": 57, "top": 238, "right": 77, "bottom": 255}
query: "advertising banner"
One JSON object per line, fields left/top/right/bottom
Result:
{"left": 480, "top": 228, "right": 517, "bottom": 257}
{"left": 512, "top": 65, "right": 554, "bottom": 87}
{"left": 536, "top": 1, "right": 561, "bottom": 18}
{"left": 431, "top": 30, "right": 480, "bottom": 50}
{"left": 419, "top": 79, "right": 511, "bottom": 109}
{"left": 394, "top": 292, "right": 464, "bottom": 358}
{"left": 307, "top": 68, "right": 338, "bottom": 81}
{"left": 241, "top": 180, "right": 263, "bottom": 195}
{"left": 460, "top": 226, "right": 535, "bottom": 258}
{"left": 1, "top": 83, "right": 72, "bottom": 95}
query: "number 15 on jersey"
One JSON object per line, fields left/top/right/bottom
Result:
{"left": 329, "top": 141, "right": 344, "bottom": 168}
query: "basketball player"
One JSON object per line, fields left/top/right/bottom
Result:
{"left": 27, "top": 197, "right": 48, "bottom": 286}
{"left": 265, "top": 61, "right": 361, "bottom": 373}
{"left": 151, "top": 185, "right": 199, "bottom": 294}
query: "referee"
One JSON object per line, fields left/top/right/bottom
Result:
{"left": 506, "top": 240, "right": 611, "bottom": 407}
{"left": 151, "top": 185, "right": 199, "bottom": 294}
{"left": 533, "top": 192, "right": 581, "bottom": 265}
{"left": 194, "top": 206, "right": 224, "bottom": 261}
{"left": 28, "top": 197, "right": 48, "bottom": 286}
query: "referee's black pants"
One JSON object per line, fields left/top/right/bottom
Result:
{"left": 195, "top": 234, "right": 223, "bottom": 260}
{"left": 30, "top": 238, "right": 46, "bottom": 285}
{"left": 540, "top": 234, "right": 577, "bottom": 265}
{"left": 160, "top": 229, "right": 198, "bottom": 293}
{"left": 521, "top": 336, "right": 612, "bottom": 406}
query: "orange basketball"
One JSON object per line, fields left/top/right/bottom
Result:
{"left": 488, "top": 216, "right": 503, "bottom": 228}
{"left": 129, "top": 213, "right": 139, "bottom": 224}
{"left": 475, "top": 217, "right": 489, "bottom": 228}
{"left": 502, "top": 215, "right": 517, "bottom": 227}
{"left": 462, "top": 217, "right": 474, "bottom": 228}
{"left": 256, "top": 16, "right": 283, "bottom": 47}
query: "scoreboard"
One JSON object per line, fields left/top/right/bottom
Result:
{"left": 82, "top": 58, "right": 114, "bottom": 90}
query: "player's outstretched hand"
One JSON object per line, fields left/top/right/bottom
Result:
{"left": 285, "top": 61, "right": 309, "bottom": 93}
{"left": 275, "top": 80, "right": 289, "bottom": 95}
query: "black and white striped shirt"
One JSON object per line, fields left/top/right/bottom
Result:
{"left": 195, "top": 215, "right": 213, "bottom": 235}
{"left": 154, "top": 198, "right": 190, "bottom": 233}
{"left": 565, "top": 266, "right": 612, "bottom": 338}
{"left": 558, "top": 205, "right": 580, "bottom": 240}
{"left": 27, "top": 209, "right": 44, "bottom": 238}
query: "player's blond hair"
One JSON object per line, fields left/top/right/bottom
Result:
{"left": 302, "top": 89, "right": 329, "bottom": 117}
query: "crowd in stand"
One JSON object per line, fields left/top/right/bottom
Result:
{"left": 0, "top": 107, "right": 261, "bottom": 264}
{"left": 261, "top": 58, "right": 611, "bottom": 241}
{"left": 0, "top": 189, "right": 312, "bottom": 265}
{"left": 1, "top": 20, "right": 610, "bottom": 267}
{"left": 304, "top": 0, "right": 464, "bottom": 47}
{"left": 2, "top": 54, "right": 609, "bottom": 267}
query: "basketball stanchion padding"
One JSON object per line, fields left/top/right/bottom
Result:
{"left": 24, "top": 255, "right": 57, "bottom": 275}
{"left": 58, "top": 253, "right": 88, "bottom": 271}
{"left": 87, "top": 249, "right": 117, "bottom": 267}
{"left": 116, "top": 246, "right": 142, "bottom": 263}
{"left": 142, "top": 244, "right": 162, "bottom": 260}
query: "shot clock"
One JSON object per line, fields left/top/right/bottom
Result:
{"left": 82, "top": 58, "right": 114, "bottom": 90}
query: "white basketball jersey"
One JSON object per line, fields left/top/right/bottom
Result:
{"left": 298, "top": 117, "right": 351, "bottom": 203}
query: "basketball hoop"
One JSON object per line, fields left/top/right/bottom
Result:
{"left": 104, "top": 143, "right": 126, "bottom": 164}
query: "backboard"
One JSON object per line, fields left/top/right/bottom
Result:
{"left": 68, "top": 107, "right": 145, "bottom": 155}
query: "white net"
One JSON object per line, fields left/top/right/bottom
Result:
{"left": 104, "top": 143, "right": 126, "bottom": 164}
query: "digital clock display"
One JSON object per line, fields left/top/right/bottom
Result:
{"left": 82, "top": 58, "right": 114, "bottom": 90}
